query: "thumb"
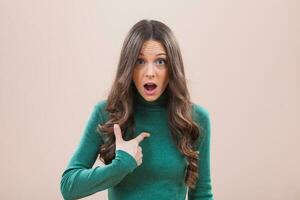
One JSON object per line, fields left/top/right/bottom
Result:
{"left": 114, "top": 124, "right": 124, "bottom": 144}
{"left": 135, "top": 132, "right": 151, "bottom": 144}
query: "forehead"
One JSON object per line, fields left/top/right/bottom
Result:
{"left": 140, "top": 40, "right": 166, "bottom": 55}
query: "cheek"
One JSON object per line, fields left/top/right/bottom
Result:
{"left": 132, "top": 70, "right": 142, "bottom": 85}
{"left": 161, "top": 69, "right": 169, "bottom": 84}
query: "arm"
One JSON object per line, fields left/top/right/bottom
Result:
{"left": 188, "top": 105, "right": 214, "bottom": 200}
{"left": 60, "top": 101, "right": 138, "bottom": 200}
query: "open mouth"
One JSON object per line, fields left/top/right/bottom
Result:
{"left": 143, "top": 83, "right": 157, "bottom": 91}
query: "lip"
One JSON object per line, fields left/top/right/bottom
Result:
{"left": 143, "top": 86, "right": 157, "bottom": 96}
{"left": 143, "top": 82, "right": 158, "bottom": 96}
{"left": 143, "top": 81, "right": 157, "bottom": 86}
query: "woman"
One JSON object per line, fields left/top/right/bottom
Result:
{"left": 60, "top": 19, "right": 214, "bottom": 200}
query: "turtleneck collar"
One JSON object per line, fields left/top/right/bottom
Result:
{"left": 133, "top": 85, "right": 169, "bottom": 111}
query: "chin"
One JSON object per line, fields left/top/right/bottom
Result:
{"left": 141, "top": 91, "right": 160, "bottom": 101}
{"left": 143, "top": 95, "right": 158, "bottom": 102}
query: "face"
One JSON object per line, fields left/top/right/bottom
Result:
{"left": 132, "top": 40, "right": 169, "bottom": 102}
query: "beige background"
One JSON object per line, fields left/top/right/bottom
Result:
{"left": 1, "top": 0, "right": 299, "bottom": 199}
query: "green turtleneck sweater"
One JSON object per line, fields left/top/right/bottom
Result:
{"left": 60, "top": 89, "right": 214, "bottom": 200}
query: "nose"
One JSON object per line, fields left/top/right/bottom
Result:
{"left": 145, "top": 64, "right": 155, "bottom": 78}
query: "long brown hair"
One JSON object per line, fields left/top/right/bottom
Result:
{"left": 97, "top": 19, "right": 203, "bottom": 189}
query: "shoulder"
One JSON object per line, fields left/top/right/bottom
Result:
{"left": 93, "top": 99, "right": 109, "bottom": 122}
{"left": 191, "top": 103, "right": 211, "bottom": 140}
{"left": 191, "top": 102, "right": 211, "bottom": 126}
{"left": 94, "top": 99, "right": 108, "bottom": 112}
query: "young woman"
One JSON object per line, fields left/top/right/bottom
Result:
{"left": 60, "top": 19, "right": 214, "bottom": 200}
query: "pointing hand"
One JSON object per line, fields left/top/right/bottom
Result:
{"left": 114, "top": 124, "right": 150, "bottom": 166}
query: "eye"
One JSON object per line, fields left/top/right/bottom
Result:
{"left": 135, "top": 58, "right": 145, "bottom": 65}
{"left": 155, "top": 58, "right": 167, "bottom": 65}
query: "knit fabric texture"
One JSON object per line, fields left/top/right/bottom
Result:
{"left": 60, "top": 88, "right": 214, "bottom": 200}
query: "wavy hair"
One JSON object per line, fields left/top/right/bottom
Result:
{"left": 97, "top": 19, "right": 203, "bottom": 189}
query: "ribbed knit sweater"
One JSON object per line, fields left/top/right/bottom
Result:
{"left": 60, "top": 88, "right": 214, "bottom": 200}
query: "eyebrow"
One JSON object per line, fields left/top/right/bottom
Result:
{"left": 139, "top": 53, "right": 166, "bottom": 56}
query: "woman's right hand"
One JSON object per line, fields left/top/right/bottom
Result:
{"left": 113, "top": 124, "right": 150, "bottom": 166}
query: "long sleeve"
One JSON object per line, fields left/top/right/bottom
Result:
{"left": 188, "top": 105, "right": 214, "bottom": 200}
{"left": 60, "top": 101, "right": 138, "bottom": 200}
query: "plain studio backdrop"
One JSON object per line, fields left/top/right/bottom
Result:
{"left": 0, "top": 0, "right": 299, "bottom": 199}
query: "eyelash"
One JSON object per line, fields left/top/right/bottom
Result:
{"left": 135, "top": 58, "right": 167, "bottom": 66}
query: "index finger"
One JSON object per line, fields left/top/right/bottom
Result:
{"left": 135, "top": 132, "right": 150, "bottom": 143}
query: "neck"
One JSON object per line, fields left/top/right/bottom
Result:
{"left": 133, "top": 85, "right": 169, "bottom": 111}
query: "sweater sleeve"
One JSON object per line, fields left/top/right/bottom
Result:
{"left": 188, "top": 105, "right": 214, "bottom": 200}
{"left": 60, "top": 101, "right": 138, "bottom": 200}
